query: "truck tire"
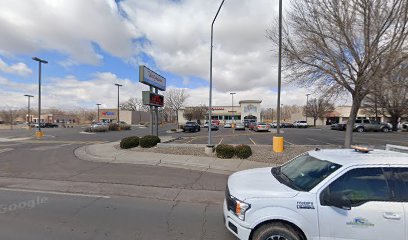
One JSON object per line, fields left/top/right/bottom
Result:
{"left": 252, "top": 222, "right": 303, "bottom": 240}
{"left": 356, "top": 127, "right": 364, "bottom": 133}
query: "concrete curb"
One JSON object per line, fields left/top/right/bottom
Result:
{"left": 74, "top": 142, "right": 273, "bottom": 174}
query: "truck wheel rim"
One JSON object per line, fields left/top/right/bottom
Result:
{"left": 266, "top": 236, "right": 287, "bottom": 240}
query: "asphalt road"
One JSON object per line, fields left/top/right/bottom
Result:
{"left": 0, "top": 125, "right": 234, "bottom": 240}
{"left": 0, "top": 190, "right": 233, "bottom": 240}
{"left": 173, "top": 126, "right": 408, "bottom": 148}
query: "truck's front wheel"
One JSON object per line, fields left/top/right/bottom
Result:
{"left": 252, "top": 222, "right": 303, "bottom": 240}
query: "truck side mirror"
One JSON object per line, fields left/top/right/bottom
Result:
{"left": 322, "top": 190, "right": 352, "bottom": 210}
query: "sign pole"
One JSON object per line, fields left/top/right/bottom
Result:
{"left": 155, "top": 88, "right": 159, "bottom": 137}
{"left": 150, "top": 86, "right": 154, "bottom": 135}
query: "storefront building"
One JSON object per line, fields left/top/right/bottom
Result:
{"left": 178, "top": 100, "right": 262, "bottom": 124}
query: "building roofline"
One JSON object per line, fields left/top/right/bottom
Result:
{"left": 239, "top": 100, "right": 262, "bottom": 104}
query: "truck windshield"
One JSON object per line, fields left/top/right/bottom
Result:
{"left": 272, "top": 153, "right": 341, "bottom": 191}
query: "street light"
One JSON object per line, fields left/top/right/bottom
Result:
{"left": 230, "top": 92, "right": 236, "bottom": 125}
{"left": 24, "top": 94, "right": 34, "bottom": 127}
{"left": 306, "top": 93, "right": 311, "bottom": 123}
{"left": 114, "top": 83, "right": 122, "bottom": 123}
{"left": 96, "top": 103, "right": 102, "bottom": 122}
{"left": 208, "top": 0, "right": 225, "bottom": 148}
{"left": 32, "top": 57, "right": 48, "bottom": 137}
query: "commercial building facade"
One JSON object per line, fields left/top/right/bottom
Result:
{"left": 98, "top": 109, "right": 150, "bottom": 125}
{"left": 178, "top": 100, "right": 262, "bottom": 124}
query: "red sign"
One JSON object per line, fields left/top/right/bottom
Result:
{"left": 150, "top": 93, "right": 164, "bottom": 107}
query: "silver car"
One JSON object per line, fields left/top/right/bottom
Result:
{"left": 235, "top": 122, "right": 245, "bottom": 130}
{"left": 254, "top": 122, "right": 270, "bottom": 132}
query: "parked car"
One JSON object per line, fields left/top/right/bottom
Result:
{"left": 224, "top": 122, "right": 232, "bottom": 128}
{"left": 254, "top": 122, "right": 270, "bottom": 132}
{"left": 211, "top": 120, "right": 220, "bottom": 126}
{"left": 244, "top": 119, "right": 256, "bottom": 128}
{"left": 183, "top": 121, "right": 201, "bottom": 132}
{"left": 224, "top": 145, "right": 408, "bottom": 240}
{"left": 353, "top": 119, "right": 390, "bottom": 132}
{"left": 248, "top": 122, "right": 257, "bottom": 131}
{"left": 208, "top": 124, "right": 219, "bottom": 131}
{"left": 91, "top": 122, "right": 108, "bottom": 129}
{"left": 270, "top": 122, "right": 278, "bottom": 128}
{"left": 203, "top": 121, "right": 209, "bottom": 128}
{"left": 294, "top": 120, "right": 308, "bottom": 128}
{"left": 330, "top": 122, "right": 347, "bottom": 131}
{"left": 281, "top": 122, "right": 294, "bottom": 128}
{"left": 234, "top": 122, "right": 245, "bottom": 130}
{"left": 43, "top": 123, "right": 59, "bottom": 128}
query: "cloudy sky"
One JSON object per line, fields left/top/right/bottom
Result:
{"left": 0, "top": 0, "right": 339, "bottom": 110}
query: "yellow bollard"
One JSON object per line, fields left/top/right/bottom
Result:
{"left": 273, "top": 136, "right": 284, "bottom": 153}
{"left": 35, "top": 131, "right": 44, "bottom": 138}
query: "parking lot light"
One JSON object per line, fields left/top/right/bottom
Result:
{"left": 230, "top": 92, "right": 236, "bottom": 127}
{"left": 208, "top": 0, "right": 225, "bottom": 148}
{"left": 306, "top": 93, "right": 311, "bottom": 123}
{"left": 114, "top": 83, "right": 122, "bottom": 124}
{"left": 24, "top": 94, "right": 34, "bottom": 128}
{"left": 32, "top": 57, "right": 48, "bottom": 138}
{"left": 96, "top": 103, "right": 102, "bottom": 122}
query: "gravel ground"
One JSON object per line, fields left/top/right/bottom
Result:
{"left": 128, "top": 144, "right": 341, "bottom": 165}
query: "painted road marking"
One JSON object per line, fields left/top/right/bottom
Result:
{"left": 306, "top": 138, "right": 333, "bottom": 145}
{"left": 0, "top": 137, "right": 32, "bottom": 142}
{"left": 184, "top": 137, "right": 196, "bottom": 144}
{"left": 218, "top": 138, "right": 224, "bottom": 144}
{"left": 284, "top": 140, "right": 295, "bottom": 145}
{"left": 249, "top": 138, "right": 257, "bottom": 145}
{"left": 0, "top": 188, "right": 110, "bottom": 199}
{"left": 0, "top": 148, "right": 13, "bottom": 154}
{"left": 20, "top": 140, "right": 106, "bottom": 145}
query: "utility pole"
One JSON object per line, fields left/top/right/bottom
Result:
{"left": 230, "top": 92, "right": 236, "bottom": 126}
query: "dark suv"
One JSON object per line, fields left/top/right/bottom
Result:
{"left": 183, "top": 121, "right": 200, "bottom": 132}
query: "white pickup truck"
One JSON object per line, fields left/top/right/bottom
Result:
{"left": 224, "top": 145, "right": 408, "bottom": 240}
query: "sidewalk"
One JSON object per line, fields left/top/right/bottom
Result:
{"left": 75, "top": 142, "right": 273, "bottom": 175}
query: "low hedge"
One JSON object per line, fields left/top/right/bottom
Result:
{"left": 84, "top": 126, "right": 109, "bottom": 132}
{"left": 108, "top": 123, "right": 119, "bottom": 131}
{"left": 139, "top": 135, "right": 161, "bottom": 148}
{"left": 119, "top": 123, "right": 131, "bottom": 130}
{"left": 235, "top": 145, "right": 252, "bottom": 159}
{"left": 120, "top": 136, "right": 140, "bottom": 149}
{"left": 216, "top": 144, "right": 235, "bottom": 159}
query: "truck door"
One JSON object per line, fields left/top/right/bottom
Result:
{"left": 393, "top": 167, "right": 408, "bottom": 240}
{"left": 318, "top": 167, "right": 405, "bottom": 240}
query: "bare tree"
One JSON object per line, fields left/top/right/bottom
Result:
{"left": 0, "top": 108, "right": 23, "bottom": 129}
{"left": 183, "top": 105, "right": 208, "bottom": 122}
{"left": 363, "top": 64, "right": 408, "bottom": 130}
{"left": 165, "top": 88, "right": 189, "bottom": 128}
{"left": 261, "top": 108, "right": 276, "bottom": 122}
{"left": 268, "top": 0, "right": 408, "bottom": 147}
{"left": 120, "top": 97, "right": 143, "bottom": 111}
{"left": 304, "top": 98, "right": 335, "bottom": 126}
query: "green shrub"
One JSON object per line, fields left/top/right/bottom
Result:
{"left": 144, "top": 122, "right": 150, "bottom": 127}
{"left": 170, "top": 128, "right": 177, "bottom": 132}
{"left": 119, "top": 123, "right": 131, "bottom": 130}
{"left": 216, "top": 144, "right": 235, "bottom": 159}
{"left": 84, "top": 127, "right": 92, "bottom": 132}
{"left": 120, "top": 136, "right": 140, "bottom": 149}
{"left": 139, "top": 135, "right": 161, "bottom": 148}
{"left": 108, "top": 123, "right": 119, "bottom": 131}
{"left": 235, "top": 145, "right": 252, "bottom": 159}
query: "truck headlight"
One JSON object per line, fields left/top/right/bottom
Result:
{"left": 234, "top": 199, "right": 251, "bottom": 220}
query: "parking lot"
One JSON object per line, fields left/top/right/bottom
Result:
{"left": 172, "top": 126, "right": 408, "bottom": 148}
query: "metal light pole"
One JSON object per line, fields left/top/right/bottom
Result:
{"left": 32, "top": 57, "right": 48, "bottom": 137}
{"left": 114, "top": 83, "right": 122, "bottom": 123}
{"left": 306, "top": 93, "right": 310, "bottom": 123}
{"left": 276, "top": 0, "right": 283, "bottom": 135}
{"left": 96, "top": 103, "right": 101, "bottom": 122}
{"left": 208, "top": 0, "right": 225, "bottom": 148}
{"left": 24, "top": 94, "right": 34, "bottom": 128}
{"left": 230, "top": 92, "right": 236, "bottom": 124}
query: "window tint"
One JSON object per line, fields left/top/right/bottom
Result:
{"left": 355, "top": 120, "right": 362, "bottom": 123}
{"left": 326, "top": 168, "right": 391, "bottom": 206}
{"left": 363, "top": 120, "right": 370, "bottom": 124}
{"left": 393, "top": 168, "right": 408, "bottom": 201}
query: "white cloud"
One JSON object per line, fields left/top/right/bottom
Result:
{"left": 0, "top": 0, "right": 140, "bottom": 65}
{"left": 0, "top": 72, "right": 150, "bottom": 109}
{"left": 0, "top": 58, "right": 32, "bottom": 76}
